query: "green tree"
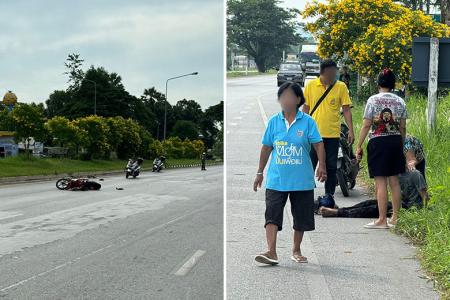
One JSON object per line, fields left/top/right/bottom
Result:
{"left": 0, "top": 108, "right": 14, "bottom": 131}
{"left": 45, "top": 116, "right": 82, "bottom": 152}
{"left": 173, "top": 99, "right": 203, "bottom": 124}
{"left": 73, "top": 116, "right": 110, "bottom": 159}
{"left": 11, "top": 103, "right": 47, "bottom": 149}
{"left": 227, "top": 0, "right": 301, "bottom": 72}
{"left": 212, "top": 125, "right": 224, "bottom": 159}
{"left": 171, "top": 120, "right": 199, "bottom": 140}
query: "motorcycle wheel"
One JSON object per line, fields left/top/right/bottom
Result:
{"left": 337, "top": 169, "right": 350, "bottom": 197}
{"left": 56, "top": 178, "right": 69, "bottom": 190}
{"left": 350, "top": 179, "right": 356, "bottom": 190}
{"left": 126, "top": 173, "right": 129, "bottom": 179}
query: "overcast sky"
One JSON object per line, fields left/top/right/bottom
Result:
{"left": 0, "top": 0, "right": 224, "bottom": 109}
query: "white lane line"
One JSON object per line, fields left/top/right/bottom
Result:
{"left": 230, "top": 122, "right": 238, "bottom": 126}
{"left": 239, "top": 111, "right": 248, "bottom": 114}
{"left": 256, "top": 92, "right": 273, "bottom": 127}
{"left": 258, "top": 94, "right": 333, "bottom": 300}
{"left": 234, "top": 116, "right": 243, "bottom": 120}
{"left": 173, "top": 250, "right": 206, "bottom": 276}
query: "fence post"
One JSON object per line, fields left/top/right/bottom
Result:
{"left": 427, "top": 37, "right": 439, "bottom": 134}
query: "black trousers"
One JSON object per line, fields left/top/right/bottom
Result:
{"left": 337, "top": 200, "right": 393, "bottom": 218}
{"left": 310, "top": 138, "right": 339, "bottom": 195}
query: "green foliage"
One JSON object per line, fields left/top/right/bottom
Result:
{"left": 227, "top": 0, "right": 301, "bottom": 72}
{"left": 171, "top": 120, "right": 199, "bottom": 140}
{"left": 72, "top": 115, "right": 110, "bottom": 160}
{"left": 10, "top": 103, "right": 47, "bottom": 148}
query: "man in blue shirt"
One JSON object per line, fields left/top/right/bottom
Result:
{"left": 253, "top": 82, "right": 326, "bottom": 265}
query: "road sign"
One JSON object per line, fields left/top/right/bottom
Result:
{"left": 412, "top": 37, "right": 450, "bottom": 87}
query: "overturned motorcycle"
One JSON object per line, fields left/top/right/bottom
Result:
{"left": 56, "top": 176, "right": 101, "bottom": 191}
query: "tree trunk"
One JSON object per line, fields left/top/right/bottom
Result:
{"left": 442, "top": 0, "right": 450, "bottom": 25}
{"left": 254, "top": 56, "right": 267, "bottom": 73}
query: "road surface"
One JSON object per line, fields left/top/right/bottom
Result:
{"left": 0, "top": 166, "right": 223, "bottom": 299}
{"left": 226, "top": 75, "right": 438, "bottom": 300}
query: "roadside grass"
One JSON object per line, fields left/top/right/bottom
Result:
{"left": 0, "top": 156, "right": 222, "bottom": 178}
{"left": 227, "top": 69, "right": 277, "bottom": 78}
{"left": 351, "top": 94, "right": 450, "bottom": 298}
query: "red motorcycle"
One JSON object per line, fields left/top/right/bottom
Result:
{"left": 56, "top": 176, "right": 101, "bottom": 191}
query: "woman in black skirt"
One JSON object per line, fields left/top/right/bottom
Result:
{"left": 356, "top": 69, "right": 407, "bottom": 229}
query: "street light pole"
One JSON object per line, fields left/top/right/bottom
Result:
{"left": 163, "top": 72, "right": 198, "bottom": 141}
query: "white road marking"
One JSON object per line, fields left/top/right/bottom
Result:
{"left": 234, "top": 116, "right": 243, "bottom": 120}
{"left": 0, "top": 211, "right": 23, "bottom": 221}
{"left": 173, "top": 250, "right": 206, "bottom": 276}
{"left": 239, "top": 111, "right": 248, "bottom": 114}
{"left": 0, "top": 207, "right": 206, "bottom": 292}
{"left": 230, "top": 122, "right": 238, "bottom": 126}
{"left": 258, "top": 93, "right": 333, "bottom": 300}
{"left": 0, "top": 244, "right": 113, "bottom": 293}
{"left": 0, "top": 194, "right": 189, "bottom": 258}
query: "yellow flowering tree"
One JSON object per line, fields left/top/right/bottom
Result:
{"left": 302, "top": 0, "right": 450, "bottom": 82}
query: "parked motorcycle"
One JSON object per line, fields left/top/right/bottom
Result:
{"left": 152, "top": 156, "right": 166, "bottom": 172}
{"left": 56, "top": 176, "right": 101, "bottom": 191}
{"left": 336, "top": 123, "right": 360, "bottom": 197}
{"left": 125, "top": 158, "right": 143, "bottom": 178}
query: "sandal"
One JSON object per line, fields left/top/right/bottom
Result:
{"left": 291, "top": 253, "right": 308, "bottom": 263}
{"left": 364, "top": 220, "right": 389, "bottom": 229}
{"left": 255, "top": 251, "right": 279, "bottom": 265}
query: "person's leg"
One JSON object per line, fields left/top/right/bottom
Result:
{"left": 373, "top": 176, "right": 389, "bottom": 226}
{"left": 290, "top": 190, "right": 314, "bottom": 262}
{"left": 388, "top": 175, "right": 402, "bottom": 225}
{"left": 258, "top": 189, "right": 288, "bottom": 262}
{"left": 324, "top": 138, "right": 340, "bottom": 196}
{"left": 265, "top": 224, "right": 278, "bottom": 256}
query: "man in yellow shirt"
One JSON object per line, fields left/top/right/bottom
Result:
{"left": 302, "top": 59, "right": 354, "bottom": 204}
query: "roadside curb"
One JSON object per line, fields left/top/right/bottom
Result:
{"left": 0, "top": 161, "right": 223, "bottom": 186}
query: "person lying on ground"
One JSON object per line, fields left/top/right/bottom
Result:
{"left": 319, "top": 169, "right": 428, "bottom": 223}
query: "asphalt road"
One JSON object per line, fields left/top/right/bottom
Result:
{"left": 226, "top": 75, "right": 438, "bottom": 300}
{"left": 0, "top": 166, "right": 223, "bottom": 299}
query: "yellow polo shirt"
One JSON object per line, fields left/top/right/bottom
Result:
{"left": 304, "top": 78, "right": 352, "bottom": 138}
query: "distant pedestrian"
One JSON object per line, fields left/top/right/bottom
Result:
{"left": 201, "top": 152, "right": 206, "bottom": 171}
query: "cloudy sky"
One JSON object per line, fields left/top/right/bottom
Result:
{"left": 0, "top": 0, "right": 224, "bottom": 109}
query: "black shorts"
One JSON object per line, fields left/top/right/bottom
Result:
{"left": 265, "top": 189, "right": 315, "bottom": 232}
{"left": 367, "top": 135, "right": 405, "bottom": 178}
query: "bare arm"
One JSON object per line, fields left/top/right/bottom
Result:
{"left": 356, "top": 118, "right": 372, "bottom": 160}
{"left": 342, "top": 105, "right": 354, "bottom": 144}
{"left": 405, "top": 149, "right": 417, "bottom": 171}
{"left": 312, "top": 142, "right": 327, "bottom": 182}
{"left": 257, "top": 145, "right": 272, "bottom": 173}
{"left": 254, "top": 145, "right": 273, "bottom": 191}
